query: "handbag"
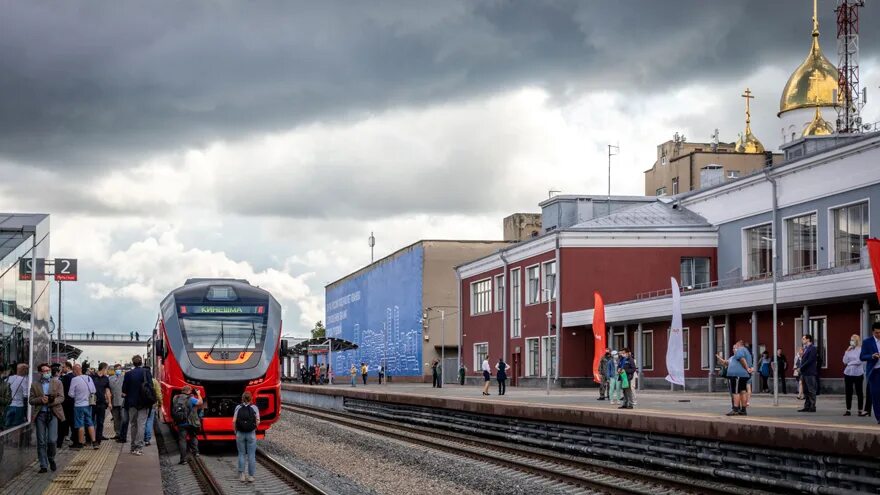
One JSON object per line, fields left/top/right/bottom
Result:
{"left": 83, "top": 376, "right": 97, "bottom": 406}
{"left": 620, "top": 372, "right": 630, "bottom": 389}
{"left": 719, "top": 365, "right": 728, "bottom": 378}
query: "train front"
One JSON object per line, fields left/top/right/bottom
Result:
{"left": 157, "top": 279, "right": 282, "bottom": 440}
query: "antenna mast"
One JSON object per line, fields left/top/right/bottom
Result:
{"left": 836, "top": 0, "right": 865, "bottom": 133}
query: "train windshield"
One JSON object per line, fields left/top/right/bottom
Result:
{"left": 178, "top": 305, "right": 267, "bottom": 350}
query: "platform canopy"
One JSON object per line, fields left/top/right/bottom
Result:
{"left": 287, "top": 337, "right": 358, "bottom": 356}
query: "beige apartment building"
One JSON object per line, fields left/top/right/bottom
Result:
{"left": 644, "top": 135, "right": 782, "bottom": 196}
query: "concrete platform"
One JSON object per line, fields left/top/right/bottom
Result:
{"left": 282, "top": 382, "right": 880, "bottom": 457}
{"left": 0, "top": 412, "right": 162, "bottom": 495}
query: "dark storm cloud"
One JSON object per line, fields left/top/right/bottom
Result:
{"left": 2, "top": 0, "right": 874, "bottom": 173}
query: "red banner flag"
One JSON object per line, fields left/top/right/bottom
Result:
{"left": 592, "top": 291, "right": 607, "bottom": 384}
{"left": 867, "top": 238, "right": 880, "bottom": 303}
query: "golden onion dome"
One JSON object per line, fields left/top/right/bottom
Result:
{"left": 735, "top": 128, "right": 765, "bottom": 154}
{"left": 736, "top": 88, "right": 765, "bottom": 153}
{"left": 802, "top": 105, "right": 835, "bottom": 137}
{"left": 779, "top": 3, "right": 839, "bottom": 115}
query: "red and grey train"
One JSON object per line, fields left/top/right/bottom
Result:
{"left": 151, "top": 278, "right": 284, "bottom": 440}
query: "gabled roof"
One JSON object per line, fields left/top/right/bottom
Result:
{"left": 568, "top": 200, "right": 713, "bottom": 232}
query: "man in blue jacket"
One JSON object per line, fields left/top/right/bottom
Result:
{"left": 860, "top": 322, "right": 880, "bottom": 424}
{"left": 798, "top": 334, "right": 818, "bottom": 413}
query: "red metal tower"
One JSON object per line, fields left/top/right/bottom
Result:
{"left": 835, "top": 0, "right": 865, "bottom": 133}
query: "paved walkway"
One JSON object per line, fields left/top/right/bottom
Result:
{"left": 303, "top": 382, "right": 878, "bottom": 431}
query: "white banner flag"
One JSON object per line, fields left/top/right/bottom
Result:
{"left": 665, "top": 277, "right": 685, "bottom": 386}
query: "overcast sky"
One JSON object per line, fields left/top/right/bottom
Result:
{"left": 1, "top": 1, "right": 878, "bottom": 361}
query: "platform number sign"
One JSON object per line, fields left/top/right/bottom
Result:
{"left": 54, "top": 258, "right": 78, "bottom": 282}
{"left": 18, "top": 257, "right": 46, "bottom": 281}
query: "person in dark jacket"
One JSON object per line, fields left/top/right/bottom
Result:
{"left": 121, "top": 355, "right": 151, "bottom": 455}
{"left": 773, "top": 349, "right": 788, "bottom": 394}
{"left": 495, "top": 358, "right": 508, "bottom": 396}
{"left": 58, "top": 361, "right": 77, "bottom": 448}
{"left": 860, "top": 322, "right": 880, "bottom": 423}
{"left": 618, "top": 348, "right": 636, "bottom": 409}
{"left": 798, "top": 335, "right": 818, "bottom": 413}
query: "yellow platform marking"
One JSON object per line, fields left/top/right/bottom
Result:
{"left": 43, "top": 442, "right": 119, "bottom": 495}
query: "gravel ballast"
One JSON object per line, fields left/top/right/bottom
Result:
{"left": 262, "top": 409, "right": 579, "bottom": 495}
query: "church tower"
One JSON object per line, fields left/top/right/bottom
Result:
{"left": 778, "top": 0, "right": 839, "bottom": 144}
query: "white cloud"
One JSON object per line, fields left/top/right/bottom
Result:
{"left": 86, "top": 227, "right": 322, "bottom": 328}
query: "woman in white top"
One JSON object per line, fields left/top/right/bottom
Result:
{"left": 233, "top": 391, "right": 261, "bottom": 482}
{"left": 842, "top": 334, "right": 867, "bottom": 416}
{"left": 481, "top": 358, "right": 491, "bottom": 396}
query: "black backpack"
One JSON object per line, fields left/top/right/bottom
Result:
{"left": 172, "top": 394, "right": 189, "bottom": 425}
{"left": 235, "top": 404, "right": 257, "bottom": 433}
{"left": 140, "top": 370, "right": 157, "bottom": 409}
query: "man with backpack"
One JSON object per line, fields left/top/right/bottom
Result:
{"left": 233, "top": 391, "right": 260, "bottom": 482}
{"left": 171, "top": 385, "right": 203, "bottom": 465}
{"left": 121, "top": 355, "right": 155, "bottom": 456}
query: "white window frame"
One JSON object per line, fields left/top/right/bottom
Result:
{"left": 640, "top": 330, "right": 654, "bottom": 371}
{"left": 671, "top": 177, "right": 679, "bottom": 195}
{"left": 470, "top": 278, "right": 492, "bottom": 316}
{"left": 827, "top": 198, "right": 870, "bottom": 268}
{"left": 525, "top": 264, "right": 541, "bottom": 305}
{"left": 656, "top": 186, "right": 667, "bottom": 196}
{"left": 681, "top": 327, "right": 690, "bottom": 370}
{"left": 473, "top": 342, "right": 488, "bottom": 372}
{"left": 494, "top": 274, "right": 505, "bottom": 312}
{"left": 741, "top": 221, "right": 773, "bottom": 280}
{"left": 612, "top": 329, "right": 625, "bottom": 352}
{"left": 540, "top": 335, "right": 557, "bottom": 377}
{"left": 541, "top": 260, "right": 557, "bottom": 302}
{"left": 524, "top": 337, "right": 539, "bottom": 377}
{"left": 782, "top": 209, "right": 819, "bottom": 276}
{"left": 510, "top": 268, "right": 521, "bottom": 338}
{"left": 794, "top": 316, "right": 828, "bottom": 369}
{"left": 680, "top": 257, "right": 711, "bottom": 289}
{"left": 700, "top": 324, "right": 725, "bottom": 370}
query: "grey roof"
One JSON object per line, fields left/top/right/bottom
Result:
{"left": 0, "top": 213, "right": 49, "bottom": 262}
{"left": 568, "top": 201, "right": 713, "bottom": 231}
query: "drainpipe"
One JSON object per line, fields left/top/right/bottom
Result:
{"left": 555, "top": 231, "right": 561, "bottom": 383}
{"left": 456, "top": 269, "right": 462, "bottom": 372}
{"left": 707, "top": 315, "right": 715, "bottom": 393}
{"left": 863, "top": 299, "right": 871, "bottom": 341}
{"left": 636, "top": 323, "right": 643, "bottom": 390}
{"left": 763, "top": 167, "right": 779, "bottom": 406}
{"left": 751, "top": 311, "right": 759, "bottom": 388}
{"left": 500, "top": 252, "right": 509, "bottom": 363}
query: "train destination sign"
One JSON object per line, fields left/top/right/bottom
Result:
{"left": 180, "top": 305, "right": 265, "bottom": 315}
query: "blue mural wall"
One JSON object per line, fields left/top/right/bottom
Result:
{"left": 325, "top": 244, "right": 423, "bottom": 377}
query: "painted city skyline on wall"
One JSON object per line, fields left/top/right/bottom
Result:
{"left": 325, "top": 245, "right": 423, "bottom": 376}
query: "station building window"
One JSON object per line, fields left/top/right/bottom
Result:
{"left": 494, "top": 274, "right": 504, "bottom": 312}
{"left": 470, "top": 279, "right": 491, "bottom": 316}
{"left": 612, "top": 329, "right": 625, "bottom": 352}
{"left": 525, "top": 337, "right": 539, "bottom": 376}
{"left": 700, "top": 324, "right": 724, "bottom": 370}
{"left": 785, "top": 212, "right": 818, "bottom": 274}
{"left": 526, "top": 265, "right": 540, "bottom": 305}
{"left": 510, "top": 269, "right": 521, "bottom": 338}
{"left": 473, "top": 342, "right": 488, "bottom": 372}
{"left": 541, "top": 260, "right": 556, "bottom": 301}
{"left": 681, "top": 328, "right": 690, "bottom": 370}
{"left": 794, "top": 317, "right": 827, "bottom": 369}
{"left": 541, "top": 335, "right": 556, "bottom": 377}
{"left": 680, "top": 257, "right": 710, "bottom": 289}
{"left": 640, "top": 330, "right": 654, "bottom": 371}
{"left": 831, "top": 201, "right": 869, "bottom": 267}
{"left": 744, "top": 223, "right": 772, "bottom": 278}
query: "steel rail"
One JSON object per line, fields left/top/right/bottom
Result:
{"left": 282, "top": 404, "right": 745, "bottom": 495}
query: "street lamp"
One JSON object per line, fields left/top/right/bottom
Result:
{"left": 543, "top": 288, "right": 553, "bottom": 396}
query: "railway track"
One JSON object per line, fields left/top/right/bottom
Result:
{"left": 155, "top": 420, "right": 330, "bottom": 495}
{"left": 282, "top": 403, "right": 771, "bottom": 495}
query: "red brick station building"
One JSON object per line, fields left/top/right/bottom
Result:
{"left": 457, "top": 133, "right": 880, "bottom": 392}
